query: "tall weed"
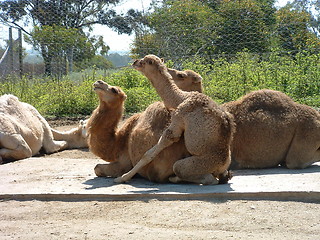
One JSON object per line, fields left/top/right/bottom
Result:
{"left": 0, "top": 52, "right": 319, "bottom": 117}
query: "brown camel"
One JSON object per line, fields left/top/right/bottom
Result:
{"left": 114, "top": 54, "right": 235, "bottom": 185}
{"left": 127, "top": 69, "right": 203, "bottom": 182}
{"left": 86, "top": 80, "right": 133, "bottom": 177}
{"left": 90, "top": 68, "right": 204, "bottom": 182}
{"left": 223, "top": 89, "right": 320, "bottom": 169}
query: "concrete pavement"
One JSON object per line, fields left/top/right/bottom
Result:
{"left": 0, "top": 157, "right": 319, "bottom": 201}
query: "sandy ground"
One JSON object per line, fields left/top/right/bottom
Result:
{"left": 1, "top": 199, "right": 319, "bottom": 240}
{"left": 0, "top": 122, "right": 319, "bottom": 240}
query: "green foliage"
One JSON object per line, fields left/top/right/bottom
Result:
{"left": 181, "top": 51, "right": 319, "bottom": 106}
{"left": 0, "top": 52, "right": 319, "bottom": 119}
{"left": 275, "top": 6, "right": 320, "bottom": 54}
{"left": 0, "top": 67, "right": 158, "bottom": 117}
{"left": 132, "top": 0, "right": 278, "bottom": 62}
{"left": 75, "top": 55, "right": 114, "bottom": 71}
{"left": 100, "top": 67, "right": 159, "bottom": 113}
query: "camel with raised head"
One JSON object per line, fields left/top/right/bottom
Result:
{"left": 89, "top": 68, "right": 204, "bottom": 182}
{"left": 114, "top": 55, "right": 235, "bottom": 185}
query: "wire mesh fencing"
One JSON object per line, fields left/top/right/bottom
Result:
{"left": 0, "top": 27, "right": 23, "bottom": 78}
{"left": 0, "top": 0, "right": 319, "bottom": 115}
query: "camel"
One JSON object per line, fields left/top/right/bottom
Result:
{"left": 223, "top": 89, "right": 320, "bottom": 169}
{"left": 51, "top": 119, "right": 88, "bottom": 149}
{"left": 114, "top": 54, "right": 235, "bottom": 185}
{"left": 88, "top": 68, "right": 204, "bottom": 182}
{"left": 0, "top": 94, "right": 68, "bottom": 163}
{"left": 86, "top": 80, "right": 134, "bottom": 177}
{"left": 125, "top": 68, "right": 203, "bottom": 182}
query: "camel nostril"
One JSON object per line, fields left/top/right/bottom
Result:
{"left": 133, "top": 60, "right": 138, "bottom": 65}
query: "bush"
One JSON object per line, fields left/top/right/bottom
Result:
{"left": 0, "top": 52, "right": 319, "bottom": 118}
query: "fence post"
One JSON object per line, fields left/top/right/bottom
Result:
{"left": 9, "top": 27, "right": 14, "bottom": 73}
{"left": 18, "top": 29, "right": 23, "bottom": 78}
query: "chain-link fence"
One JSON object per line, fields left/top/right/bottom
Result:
{"left": 0, "top": 27, "right": 23, "bottom": 77}
{"left": 0, "top": 0, "right": 319, "bottom": 114}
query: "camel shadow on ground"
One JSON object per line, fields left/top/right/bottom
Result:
{"left": 82, "top": 175, "right": 234, "bottom": 195}
{"left": 233, "top": 163, "right": 320, "bottom": 176}
{"left": 82, "top": 163, "right": 320, "bottom": 196}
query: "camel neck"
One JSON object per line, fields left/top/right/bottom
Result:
{"left": 88, "top": 101, "right": 124, "bottom": 160}
{"left": 145, "top": 68, "right": 186, "bottom": 109}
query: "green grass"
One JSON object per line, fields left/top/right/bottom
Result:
{"left": 0, "top": 51, "right": 319, "bottom": 117}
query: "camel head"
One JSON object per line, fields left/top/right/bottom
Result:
{"left": 93, "top": 80, "right": 127, "bottom": 106}
{"left": 132, "top": 54, "right": 164, "bottom": 73}
{"left": 168, "top": 69, "right": 203, "bottom": 93}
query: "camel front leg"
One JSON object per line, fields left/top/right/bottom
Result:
{"left": 95, "top": 162, "right": 129, "bottom": 178}
{"left": 114, "top": 137, "right": 167, "bottom": 183}
{"left": 114, "top": 120, "right": 184, "bottom": 183}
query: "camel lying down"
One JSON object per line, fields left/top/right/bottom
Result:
{"left": 224, "top": 89, "right": 320, "bottom": 169}
{"left": 89, "top": 58, "right": 319, "bottom": 185}
{"left": 114, "top": 55, "right": 235, "bottom": 184}
{"left": 0, "top": 94, "right": 68, "bottom": 163}
{"left": 0, "top": 94, "right": 88, "bottom": 163}
{"left": 51, "top": 119, "right": 88, "bottom": 149}
{"left": 88, "top": 68, "right": 207, "bottom": 183}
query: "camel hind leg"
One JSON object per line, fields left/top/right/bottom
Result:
{"left": 41, "top": 120, "right": 68, "bottom": 153}
{"left": 114, "top": 117, "right": 184, "bottom": 183}
{"left": 285, "top": 125, "right": 320, "bottom": 169}
{"left": 169, "top": 155, "right": 221, "bottom": 185}
{"left": 0, "top": 134, "right": 32, "bottom": 161}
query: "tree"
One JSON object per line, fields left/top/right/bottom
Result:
{"left": 214, "top": 0, "right": 274, "bottom": 56}
{"left": 131, "top": 0, "right": 276, "bottom": 63}
{"left": 131, "top": 0, "right": 220, "bottom": 63}
{"left": 0, "top": 0, "right": 141, "bottom": 75}
{"left": 275, "top": 5, "right": 320, "bottom": 54}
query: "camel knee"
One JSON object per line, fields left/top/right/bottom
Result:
{"left": 94, "top": 164, "right": 106, "bottom": 177}
{"left": 172, "top": 160, "right": 186, "bottom": 178}
{"left": 162, "top": 128, "right": 182, "bottom": 144}
{"left": 0, "top": 144, "right": 32, "bottom": 160}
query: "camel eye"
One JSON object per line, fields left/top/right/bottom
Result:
{"left": 111, "top": 88, "right": 118, "bottom": 94}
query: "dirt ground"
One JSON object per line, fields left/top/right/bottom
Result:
{"left": 1, "top": 120, "right": 319, "bottom": 240}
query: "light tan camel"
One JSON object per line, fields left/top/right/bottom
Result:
{"left": 223, "top": 89, "right": 320, "bottom": 169}
{"left": 114, "top": 55, "right": 235, "bottom": 184}
{"left": 51, "top": 120, "right": 88, "bottom": 149}
{"left": 89, "top": 69, "right": 204, "bottom": 182}
{"left": 0, "top": 94, "right": 68, "bottom": 163}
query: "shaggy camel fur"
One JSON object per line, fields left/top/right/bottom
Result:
{"left": 90, "top": 69, "right": 204, "bottom": 182}
{"left": 0, "top": 94, "right": 68, "bottom": 163}
{"left": 51, "top": 120, "right": 88, "bottom": 149}
{"left": 223, "top": 89, "right": 320, "bottom": 169}
{"left": 114, "top": 55, "right": 235, "bottom": 184}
